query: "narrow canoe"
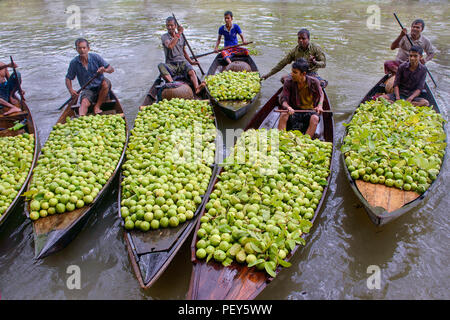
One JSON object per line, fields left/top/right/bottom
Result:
{"left": 27, "top": 92, "right": 128, "bottom": 259}
{"left": 0, "top": 98, "right": 40, "bottom": 228}
{"left": 205, "top": 54, "right": 260, "bottom": 120}
{"left": 341, "top": 75, "right": 446, "bottom": 226}
{"left": 120, "top": 99, "right": 219, "bottom": 290}
{"left": 187, "top": 86, "right": 334, "bottom": 300}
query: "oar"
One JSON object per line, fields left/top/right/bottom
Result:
{"left": 189, "top": 42, "right": 254, "bottom": 60}
{"left": 172, "top": 13, "right": 205, "bottom": 76}
{"left": 57, "top": 72, "right": 99, "bottom": 110}
{"left": 275, "top": 109, "right": 351, "bottom": 115}
{"left": 9, "top": 56, "right": 25, "bottom": 110}
{"left": 393, "top": 13, "right": 437, "bottom": 87}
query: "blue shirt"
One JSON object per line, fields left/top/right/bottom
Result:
{"left": 66, "top": 53, "right": 109, "bottom": 89}
{"left": 218, "top": 24, "right": 242, "bottom": 47}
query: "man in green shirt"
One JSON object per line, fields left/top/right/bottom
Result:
{"left": 261, "top": 29, "right": 327, "bottom": 86}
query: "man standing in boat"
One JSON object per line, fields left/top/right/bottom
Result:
{"left": 0, "top": 61, "right": 23, "bottom": 115}
{"left": 384, "top": 19, "right": 436, "bottom": 75}
{"left": 158, "top": 17, "right": 205, "bottom": 95}
{"left": 380, "top": 46, "right": 429, "bottom": 106}
{"left": 278, "top": 58, "right": 324, "bottom": 139}
{"left": 213, "top": 11, "right": 249, "bottom": 65}
{"left": 261, "top": 29, "right": 327, "bottom": 87}
{"left": 66, "top": 38, "right": 114, "bottom": 116}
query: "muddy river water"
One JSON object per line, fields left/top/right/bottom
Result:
{"left": 0, "top": 0, "right": 449, "bottom": 300}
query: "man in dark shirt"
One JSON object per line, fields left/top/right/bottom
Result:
{"left": 278, "top": 58, "right": 324, "bottom": 138}
{"left": 65, "top": 38, "right": 114, "bottom": 116}
{"left": 380, "top": 45, "right": 429, "bottom": 106}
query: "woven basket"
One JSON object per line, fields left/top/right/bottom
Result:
{"left": 224, "top": 61, "right": 252, "bottom": 72}
{"left": 161, "top": 83, "right": 194, "bottom": 100}
{"left": 384, "top": 76, "right": 395, "bottom": 94}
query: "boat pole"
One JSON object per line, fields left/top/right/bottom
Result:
{"left": 9, "top": 56, "right": 25, "bottom": 110}
{"left": 172, "top": 13, "right": 205, "bottom": 76}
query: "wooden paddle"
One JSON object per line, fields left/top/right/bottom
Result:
{"left": 275, "top": 108, "right": 354, "bottom": 115}
{"left": 9, "top": 56, "right": 25, "bottom": 110}
{"left": 275, "top": 109, "right": 333, "bottom": 113}
{"left": 57, "top": 72, "right": 99, "bottom": 110}
{"left": 189, "top": 42, "right": 254, "bottom": 59}
{"left": 172, "top": 13, "right": 205, "bottom": 76}
{"left": 393, "top": 13, "right": 437, "bottom": 87}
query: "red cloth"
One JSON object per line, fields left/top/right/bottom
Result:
{"left": 384, "top": 60, "right": 401, "bottom": 74}
{"left": 221, "top": 46, "right": 249, "bottom": 59}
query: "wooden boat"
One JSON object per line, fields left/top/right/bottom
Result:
{"left": 187, "top": 86, "right": 334, "bottom": 300}
{"left": 119, "top": 98, "right": 219, "bottom": 290}
{"left": 341, "top": 74, "right": 446, "bottom": 226}
{"left": 0, "top": 98, "right": 40, "bottom": 228}
{"left": 27, "top": 92, "right": 128, "bottom": 259}
{"left": 205, "top": 53, "right": 260, "bottom": 120}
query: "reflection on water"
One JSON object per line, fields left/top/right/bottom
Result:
{"left": 0, "top": 0, "right": 449, "bottom": 300}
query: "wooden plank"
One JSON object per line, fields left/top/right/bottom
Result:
{"left": 355, "top": 180, "right": 420, "bottom": 212}
{"left": 34, "top": 208, "right": 86, "bottom": 234}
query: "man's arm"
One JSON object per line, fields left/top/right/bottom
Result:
{"left": 278, "top": 80, "right": 295, "bottom": 115}
{"left": 239, "top": 32, "right": 246, "bottom": 44}
{"left": 65, "top": 77, "right": 78, "bottom": 99}
{"left": 406, "top": 89, "right": 421, "bottom": 102}
{"left": 262, "top": 47, "right": 295, "bottom": 79}
{"left": 163, "top": 28, "right": 183, "bottom": 50}
{"left": 214, "top": 35, "right": 222, "bottom": 52}
{"left": 97, "top": 64, "right": 114, "bottom": 74}
{"left": 407, "top": 67, "right": 427, "bottom": 101}
{"left": 391, "top": 28, "right": 407, "bottom": 50}
{"left": 424, "top": 53, "right": 435, "bottom": 63}
{"left": 0, "top": 62, "right": 16, "bottom": 71}
{"left": 311, "top": 45, "right": 326, "bottom": 69}
{"left": 423, "top": 40, "right": 436, "bottom": 63}
{"left": 183, "top": 47, "right": 198, "bottom": 65}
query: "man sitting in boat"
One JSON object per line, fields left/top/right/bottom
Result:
{"left": 261, "top": 29, "right": 327, "bottom": 87}
{"left": 278, "top": 58, "right": 324, "bottom": 139}
{"left": 384, "top": 19, "right": 436, "bottom": 75}
{"left": 213, "top": 11, "right": 249, "bottom": 65}
{"left": 158, "top": 17, "right": 205, "bottom": 95}
{"left": 379, "top": 45, "right": 429, "bottom": 106}
{"left": 65, "top": 38, "right": 114, "bottom": 116}
{"left": 0, "top": 61, "right": 23, "bottom": 115}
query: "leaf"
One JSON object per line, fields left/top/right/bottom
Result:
{"left": 265, "top": 262, "right": 277, "bottom": 278}
{"left": 250, "top": 241, "right": 263, "bottom": 253}
{"left": 34, "top": 192, "right": 45, "bottom": 202}
{"left": 206, "top": 252, "right": 213, "bottom": 263}
{"left": 248, "top": 258, "right": 265, "bottom": 268}
{"left": 218, "top": 224, "right": 232, "bottom": 234}
{"left": 295, "top": 238, "right": 306, "bottom": 246}
{"left": 396, "top": 159, "right": 406, "bottom": 168}
{"left": 299, "top": 219, "right": 313, "bottom": 234}
{"left": 286, "top": 239, "right": 296, "bottom": 251}
{"left": 277, "top": 257, "right": 292, "bottom": 268}
{"left": 222, "top": 257, "right": 233, "bottom": 267}
{"left": 22, "top": 189, "right": 38, "bottom": 198}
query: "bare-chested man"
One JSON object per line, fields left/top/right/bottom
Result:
{"left": 0, "top": 61, "right": 23, "bottom": 115}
